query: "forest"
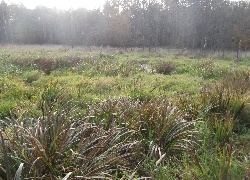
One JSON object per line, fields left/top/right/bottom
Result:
{"left": 0, "top": 0, "right": 250, "bottom": 50}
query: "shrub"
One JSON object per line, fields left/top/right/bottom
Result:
{"left": 195, "top": 59, "right": 228, "bottom": 79}
{"left": 154, "top": 60, "right": 175, "bottom": 75}
{"left": 0, "top": 101, "right": 16, "bottom": 118}
{"left": 222, "top": 70, "right": 250, "bottom": 95}
{"left": 196, "top": 60, "right": 215, "bottom": 78}
{"left": 34, "top": 58, "right": 56, "bottom": 75}
{"left": 94, "top": 77, "right": 117, "bottom": 94}
{"left": 10, "top": 57, "right": 34, "bottom": 70}
{"left": 0, "top": 77, "right": 29, "bottom": 101}
{"left": 58, "top": 57, "right": 82, "bottom": 68}
{"left": 199, "top": 69, "right": 249, "bottom": 121}
{"left": 23, "top": 70, "right": 41, "bottom": 84}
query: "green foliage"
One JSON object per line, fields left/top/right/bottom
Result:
{"left": 0, "top": 130, "right": 12, "bottom": 180}
{"left": 184, "top": 146, "right": 246, "bottom": 179}
{"left": 23, "top": 70, "right": 41, "bottom": 84}
{"left": 196, "top": 60, "right": 228, "bottom": 79}
{"left": 0, "top": 47, "right": 249, "bottom": 179}
{"left": 88, "top": 98, "right": 197, "bottom": 177}
{"left": 199, "top": 69, "right": 249, "bottom": 121}
{"left": 141, "top": 144, "right": 178, "bottom": 179}
{"left": 154, "top": 60, "right": 176, "bottom": 75}
{"left": 0, "top": 77, "right": 33, "bottom": 101}
{"left": 0, "top": 86, "right": 137, "bottom": 179}
{"left": 0, "top": 101, "right": 16, "bottom": 118}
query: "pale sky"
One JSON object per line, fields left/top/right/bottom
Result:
{"left": 5, "top": 0, "right": 107, "bottom": 10}
{"left": 4, "top": 0, "right": 246, "bottom": 10}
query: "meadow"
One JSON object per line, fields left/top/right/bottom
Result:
{"left": 0, "top": 45, "right": 249, "bottom": 179}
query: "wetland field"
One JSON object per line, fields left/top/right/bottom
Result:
{"left": 0, "top": 45, "right": 250, "bottom": 179}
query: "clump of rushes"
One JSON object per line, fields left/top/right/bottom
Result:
{"left": 177, "top": 69, "right": 250, "bottom": 127}
{"left": 200, "top": 69, "right": 250, "bottom": 122}
{"left": 165, "top": 69, "right": 250, "bottom": 179}
{"left": 196, "top": 60, "right": 215, "bottom": 79}
{"left": 128, "top": 100, "right": 196, "bottom": 155}
{"left": 0, "top": 84, "right": 138, "bottom": 179}
{"left": 34, "top": 58, "right": 56, "bottom": 75}
{"left": 153, "top": 60, "right": 176, "bottom": 75}
{"left": 88, "top": 98, "right": 197, "bottom": 177}
{"left": 90, "top": 98, "right": 196, "bottom": 152}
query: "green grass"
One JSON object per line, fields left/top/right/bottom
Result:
{"left": 0, "top": 45, "right": 249, "bottom": 179}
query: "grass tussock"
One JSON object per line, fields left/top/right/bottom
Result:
{"left": 154, "top": 60, "right": 176, "bottom": 75}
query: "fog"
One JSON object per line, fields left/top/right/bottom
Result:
{"left": 0, "top": 0, "right": 249, "bottom": 51}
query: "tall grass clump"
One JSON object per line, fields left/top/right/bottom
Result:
{"left": 153, "top": 60, "right": 176, "bottom": 75}
{"left": 176, "top": 69, "right": 250, "bottom": 129}
{"left": 196, "top": 59, "right": 228, "bottom": 79}
{"left": 0, "top": 101, "right": 16, "bottom": 119}
{"left": 178, "top": 69, "right": 250, "bottom": 179}
{"left": 200, "top": 69, "right": 250, "bottom": 125}
{"left": 22, "top": 70, "right": 41, "bottom": 84}
{"left": 0, "top": 84, "right": 138, "bottom": 179}
{"left": 34, "top": 58, "right": 56, "bottom": 75}
{"left": 87, "top": 98, "right": 198, "bottom": 178}
{"left": 91, "top": 98, "right": 196, "bottom": 154}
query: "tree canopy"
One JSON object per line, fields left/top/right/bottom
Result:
{"left": 0, "top": 0, "right": 250, "bottom": 50}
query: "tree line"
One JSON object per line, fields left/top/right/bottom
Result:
{"left": 0, "top": 0, "right": 250, "bottom": 51}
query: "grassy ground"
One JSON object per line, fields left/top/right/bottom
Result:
{"left": 0, "top": 45, "right": 249, "bottom": 179}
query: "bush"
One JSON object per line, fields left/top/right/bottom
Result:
{"left": 0, "top": 101, "right": 16, "bottom": 118}
{"left": 196, "top": 60, "right": 215, "bottom": 78}
{"left": 34, "top": 58, "right": 56, "bottom": 75}
{"left": 154, "top": 60, "right": 175, "bottom": 75}
{"left": 57, "top": 56, "right": 82, "bottom": 68}
{"left": 23, "top": 70, "right": 41, "bottom": 84}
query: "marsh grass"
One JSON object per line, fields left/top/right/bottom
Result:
{"left": 22, "top": 70, "right": 41, "bottom": 84}
{"left": 0, "top": 84, "right": 138, "bottom": 179}
{"left": 0, "top": 46, "right": 249, "bottom": 179}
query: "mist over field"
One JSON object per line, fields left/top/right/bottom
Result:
{"left": 0, "top": 0, "right": 249, "bottom": 51}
